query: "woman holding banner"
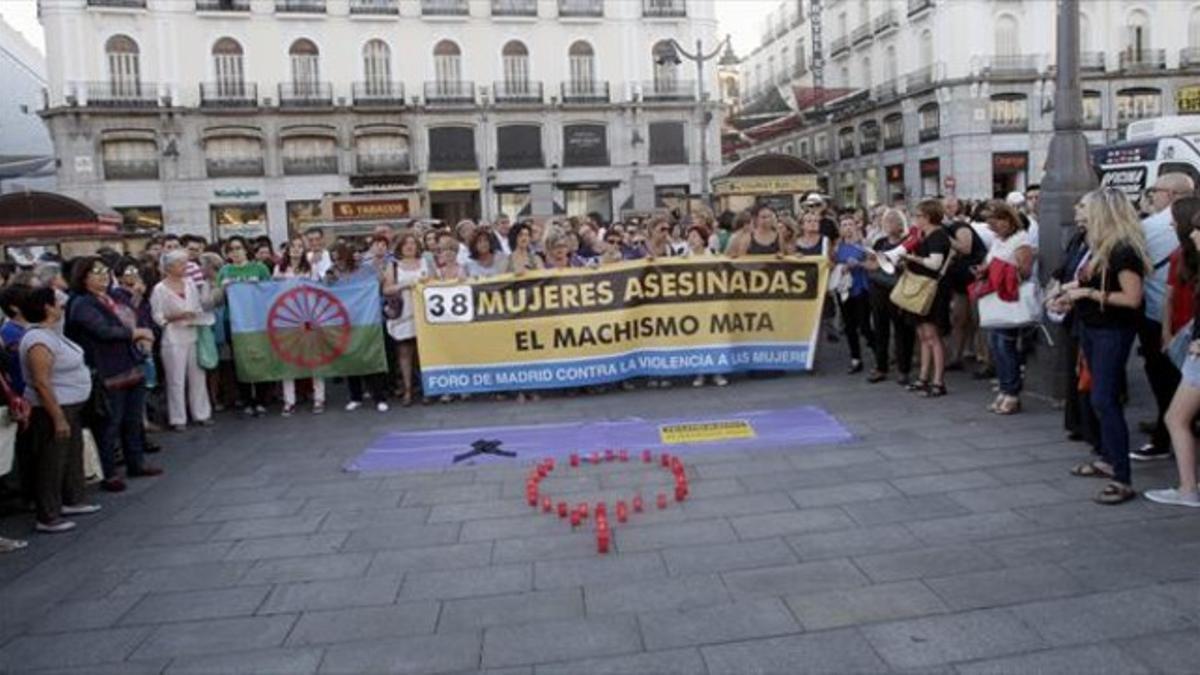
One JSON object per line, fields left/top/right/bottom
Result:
{"left": 726, "top": 205, "right": 784, "bottom": 258}
{"left": 150, "top": 250, "right": 213, "bottom": 430}
{"left": 327, "top": 244, "right": 390, "bottom": 413}
{"left": 274, "top": 236, "right": 323, "bottom": 416}
{"left": 465, "top": 230, "right": 507, "bottom": 278}
{"left": 506, "top": 223, "right": 543, "bottom": 275}
{"left": 387, "top": 233, "right": 428, "bottom": 408}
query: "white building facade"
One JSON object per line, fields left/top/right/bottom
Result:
{"left": 39, "top": 0, "right": 720, "bottom": 242}
{"left": 0, "top": 16, "right": 56, "bottom": 192}
{"left": 732, "top": 0, "right": 1200, "bottom": 206}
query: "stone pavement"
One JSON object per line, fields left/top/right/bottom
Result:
{"left": 0, "top": 353, "right": 1198, "bottom": 674}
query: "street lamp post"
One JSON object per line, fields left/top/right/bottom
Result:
{"left": 659, "top": 35, "right": 734, "bottom": 209}
{"left": 1032, "top": 0, "right": 1097, "bottom": 400}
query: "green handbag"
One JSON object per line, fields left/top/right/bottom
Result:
{"left": 196, "top": 325, "right": 218, "bottom": 370}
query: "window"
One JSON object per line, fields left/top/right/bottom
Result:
{"left": 767, "top": 55, "right": 776, "bottom": 84}
{"left": 496, "top": 124, "right": 543, "bottom": 169}
{"left": 106, "top": 35, "right": 141, "bottom": 96}
{"left": 434, "top": 40, "right": 462, "bottom": 85}
{"left": 568, "top": 41, "right": 595, "bottom": 88}
{"left": 1191, "top": 8, "right": 1200, "bottom": 49}
{"left": 798, "top": 139, "right": 810, "bottom": 160}
{"left": 1080, "top": 12, "right": 1092, "bottom": 52}
{"left": 1126, "top": 9, "right": 1150, "bottom": 53}
{"left": 281, "top": 136, "right": 337, "bottom": 175}
{"left": 113, "top": 206, "right": 163, "bottom": 232}
{"left": 652, "top": 40, "right": 679, "bottom": 89}
{"left": 780, "top": 47, "right": 790, "bottom": 80}
{"left": 839, "top": 65, "right": 849, "bottom": 87}
{"left": 918, "top": 102, "right": 939, "bottom": 141}
{"left": 502, "top": 40, "right": 530, "bottom": 89}
{"left": 859, "top": 120, "right": 879, "bottom": 153}
{"left": 355, "top": 133, "right": 410, "bottom": 174}
{"left": 918, "top": 29, "right": 933, "bottom": 69}
{"left": 885, "top": 45, "right": 897, "bottom": 82}
{"left": 990, "top": 94, "right": 1028, "bottom": 131}
{"left": 427, "top": 126, "right": 476, "bottom": 171}
{"left": 1117, "top": 88, "right": 1162, "bottom": 125}
{"left": 102, "top": 139, "right": 158, "bottom": 180}
{"left": 205, "top": 136, "right": 264, "bottom": 177}
{"left": 212, "top": 37, "right": 244, "bottom": 97}
{"left": 362, "top": 39, "right": 391, "bottom": 94}
{"left": 1082, "top": 91, "right": 1102, "bottom": 128}
{"left": 838, "top": 127, "right": 856, "bottom": 157}
{"left": 994, "top": 14, "right": 1018, "bottom": 57}
{"left": 648, "top": 121, "right": 686, "bottom": 165}
{"left": 883, "top": 113, "right": 903, "bottom": 148}
{"left": 289, "top": 39, "right": 320, "bottom": 92}
{"left": 563, "top": 124, "right": 608, "bottom": 167}
{"left": 211, "top": 203, "right": 268, "bottom": 241}
{"left": 860, "top": 57, "right": 872, "bottom": 90}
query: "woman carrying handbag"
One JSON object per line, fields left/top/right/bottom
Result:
{"left": 891, "top": 199, "right": 954, "bottom": 398}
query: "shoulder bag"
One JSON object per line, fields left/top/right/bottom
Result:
{"left": 890, "top": 251, "right": 954, "bottom": 316}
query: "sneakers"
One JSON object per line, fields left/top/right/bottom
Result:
{"left": 713, "top": 374, "right": 729, "bottom": 387}
{"left": 281, "top": 404, "right": 295, "bottom": 418}
{"left": 241, "top": 405, "right": 254, "bottom": 417}
{"left": 312, "top": 402, "right": 325, "bottom": 415}
{"left": 692, "top": 376, "right": 705, "bottom": 388}
{"left": 1130, "top": 443, "right": 1172, "bottom": 462}
{"left": 1144, "top": 488, "right": 1200, "bottom": 508}
{"left": 847, "top": 360, "right": 863, "bottom": 374}
{"left": 345, "top": 401, "right": 362, "bottom": 412}
{"left": 35, "top": 519, "right": 76, "bottom": 534}
{"left": 100, "top": 478, "right": 127, "bottom": 493}
{"left": 376, "top": 401, "right": 389, "bottom": 413}
{"left": 253, "top": 405, "right": 267, "bottom": 417}
{"left": 61, "top": 503, "right": 101, "bottom": 516}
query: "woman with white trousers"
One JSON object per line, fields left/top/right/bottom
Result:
{"left": 150, "top": 250, "right": 213, "bottom": 430}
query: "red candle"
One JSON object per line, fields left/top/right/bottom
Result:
{"left": 570, "top": 510, "right": 582, "bottom": 527}
{"left": 595, "top": 502, "right": 607, "bottom": 519}
{"left": 542, "top": 497, "right": 552, "bottom": 512}
{"left": 656, "top": 493, "right": 668, "bottom": 509}
{"left": 557, "top": 501, "right": 568, "bottom": 518}
{"left": 590, "top": 452, "right": 600, "bottom": 465}
{"left": 660, "top": 453, "right": 670, "bottom": 467}
{"left": 616, "top": 501, "right": 628, "bottom": 523}
{"left": 527, "top": 491, "right": 538, "bottom": 507}
{"left": 675, "top": 485, "right": 686, "bottom": 502}
{"left": 619, "top": 449, "right": 629, "bottom": 462}
{"left": 633, "top": 495, "right": 644, "bottom": 512}
{"left": 545, "top": 457, "right": 555, "bottom": 471}
{"left": 605, "top": 449, "right": 615, "bottom": 462}
{"left": 596, "top": 529, "right": 610, "bottom": 554}
{"left": 569, "top": 453, "right": 580, "bottom": 467}
{"left": 577, "top": 503, "right": 588, "bottom": 519}
{"left": 642, "top": 449, "right": 653, "bottom": 463}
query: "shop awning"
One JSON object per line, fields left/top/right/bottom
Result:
{"left": 0, "top": 191, "right": 122, "bottom": 241}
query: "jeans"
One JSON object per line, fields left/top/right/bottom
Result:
{"left": 101, "top": 385, "right": 147, "bottom": 477}
{"left": 1079, "top": 324, "right": 1137, "bottom": 485}
{"left": 988, "top": 328, "right": 1023, "bottom": 396}
{"left": 1136, "top": 318, "right": 1182, "bottom": 450}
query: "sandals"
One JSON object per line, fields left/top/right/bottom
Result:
{"left": 1094, "top": 481, "right": 1137, "bottom": 505}
{"left": 906, "top": 379, "right": 929, "bottom": 393}
{"left": 0, "top": 537, "right": 28, "bottom": 553}
{"left": 1070, "top": 461, "right": 1114, "bottom": 479}
{"left": 866, "top": 370, "right": 887, "bottom": 383}
{"left": 992, "top": 396, "right": 1021, "bottom": 415}
{"left": 921, "top": 383, "right": 947, "bottom": 398}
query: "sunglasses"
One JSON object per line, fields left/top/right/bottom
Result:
{"left": 89, "top": 266, "right": 110, "bottom": 276}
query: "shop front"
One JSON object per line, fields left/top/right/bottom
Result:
{"left": 211, "top": 202, "right": 269, "bottom": 241}
{"left": 885, "top": 164, "right": 905, "bottom": 204}
{"left": 992, "top": 152, "right": 1028, "bottom": 198}
{"left": 428, "top": 174, "right": 481, "bottom": 223}
{"left": 313, "top": 191, "right": 424, "bottom": 238}
{"left": 920, "top": 158, "right": 941, "bottom": 198}
{"left": 711, "top": 153, "right": 820, "bottom": 217}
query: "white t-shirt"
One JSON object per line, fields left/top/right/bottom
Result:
{"left": 985, "top": 230, "right": 1032, "bottom": 266}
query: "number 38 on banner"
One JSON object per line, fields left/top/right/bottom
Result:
{"left": 422, "top": 285, "right": 475, "bottom": 324}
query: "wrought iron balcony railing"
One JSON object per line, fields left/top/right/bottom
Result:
{"left": 642, "top": 0, "right": 685, "bottom": 18}
{"left": 283, "top": 156, "right": 338, "bottom": 175}
{"left": 851, "top": 23, "right": 873, "bottom": 46}
{"left": 1080, "top": 51, "right": 1106, "bottom": 72}
{"left": 492, "top": 0, "right": 537, "bottom": 15}
{"left": 559, "top": 0, "right": 602, "bottom": 17}
{"left": 352, "top": 81, "right": 405, "bottom": 105}
{"left": 873, "top": 9, "right": 899, "bottom": 34}
{"left": 494, "top": 80, "right": 543, "bottom": 103}
{"left": 278, "top": 82, "right": 333, "bottom": 107}
{"left": 562, "top": 80, "right": 610, "bottom": 103}
{"left": 907, "top": 0, "right": 933, "bottom": 18}
{"left": 984, "top": 54, "right": 1043, "bottom": 76}
{"left": 349, "top": 0, "right": 399, "bottom": 14}
{"left": 206, "top": 158, "right": 264, "bottom": 178}
{"left": 830, "top": 35, "right": 849, "bottom": 57}
{"left": 196, "top": 0, "right": 250, "bottom": 11}
{"left": 422, "top": 0, "right": 468, "bottom": 15}
{"left": 85, "top": 81, "right": 158, "bottom": 107}
{"left": 1119, "top": 49, "right": 1166, "bottom": 72}
{"left": 642, "top": 79, "right": 696, "bottom": 102}
{"left": 200, "top": 82, "right": 258, "bottom": 107}
{"left": 424, "top": 80, "right": 476, "bottom": 104}
{"left": 104, "top": 159, "right": 159, "bottom": 180}
{"left": 275, "top": 0, "right": 325, "bottom": 12}
{"left": 87, "top": 0, "right": 146, "bottom": 8}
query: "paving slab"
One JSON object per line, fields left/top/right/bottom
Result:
{"left": 924, "top": 563, "right": 1089, "bottom": 611}
{"left": 533, "top": 551, "right": 666, "bottom": 590}
{"left": 785, "top": 580, "right": 949, "bottom": 630}
{"left": 120, "top": 586, "right": 271, "bottom": 625}
{"left": 0, "top": 626, "right": 152, "bottom": 670}
{"left": 319, "top": 631, "right": 482, "bottom": 674}
{"left": 286, "top": 602, "right": 439, "bottom": 646}
{"left": 533, "top": 648, "right": 707, "bottom": 675}
{"left": 861, "top": 608, "right": 1047, "bottom": 669}
{"left": 1010, "top": 588, "right": 1197, "bottom": 646}
{"left": 700, "top": 628, "right": 888, "bottom": 674}
{"left": 401, "top": 563, "right": 531, "bottom": 600}
{"left": 482, "top": 615, "right": 642, "bottom": 669}
{"left": 954, "top": 643, "right": 1152, "bottom": 675}
{"left": 165, "top": 647, "right": 325, "bottom": 675}
{"left": 130, "top": 615, "right": 298, "bottom": 661}
{"left": 638, "top": 597, "right": 800, "bottom": 650}
{"left": 584, "top": 573, "right": 732, "bottom": 615}
{"left": 259, "top": 574, "right": 402, "bottom": 614}
{"left": 661, "top": 538, "right": 798, "bottom": 576}
{"left": 439, "top": 588, "right": 584, "bottom": 632}
{"left": 723, "top": 559, "right": 870, "bottom": 598}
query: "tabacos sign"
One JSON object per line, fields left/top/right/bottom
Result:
{"left": 332, "top": 199, "right": 411, "bottom": 221}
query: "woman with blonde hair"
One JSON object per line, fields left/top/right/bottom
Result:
{"left": 1054, "top": 187, "right": 1151, "bottom": 505}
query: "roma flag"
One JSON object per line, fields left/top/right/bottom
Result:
{"left": 227, "top": 279, "right": 387, "bottom": 383}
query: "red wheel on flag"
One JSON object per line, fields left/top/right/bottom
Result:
{"left": 266, "top": 286, "right": 353, "bottom": 369}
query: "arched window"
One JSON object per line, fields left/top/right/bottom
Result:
{"left": 767, "top": 55, "right": 776, "bottom": 84}
{"left": 106, "top": 35, "right": 141, "bottom": 96}
{"left": 568, "top": 41, "right": 595, "bottom": 89}
{"left": 652, "top": 40, "right": 679, "bottom": 91}
{"left": 1127, "top": 9, "right": 1151, "bottom": 54}
{"left": 918, "top": 29, "right": 933, "bottom": 69}
{"left": 362, "top": 39, "right": 391, "bottom": 93}
{"left": 289, "top": 39, "right": 320, "bottom": 93}
{"left": 212, "top": 38, "right": 244, "bottom": 97}
{"left": 434, "top": 39, "right": 462, "bottom": 87}
{"left": 502, "top": 40, "right": 530, "bottom": 92}
{"left": 1080, "top": 12, "right": 1093, "bottom": 52}
{"left": 990, "top": 94, "right": 1028, "bottom": 132}
{"left": 839, "top": 65, "right": 849, "bottom": 87}
{"left": 780, "top": 46, "right": 790, "bottom": 82}
{"left": 918, "top": 102, "right": 940, "bottom": 141}
{"left": 1117, "top": 87, "right": 1162, "bottom": 125}
{"left": 860, "top": 56, "right": 872, "bottom": 90}
{"left": 1190, "top": 8, "right": 1200, "bottom": 49}
{"left": 885, "top": 45, "right": 898, "bottom": 82}
{"left": 994, "top": 14, "right": 1019, "bottom": 57}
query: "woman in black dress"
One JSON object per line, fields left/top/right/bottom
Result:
{"left": 901, "top": 199, "right": 953, "bottom": 397}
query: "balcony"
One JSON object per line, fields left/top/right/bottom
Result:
{"left": 872, "top": 78, "right": 900, "bottom": 103}
{"left": 282, "top": 156, "right": 338, "bottom": 175}
{"left": 814, "top": 150, "right": 831, "bottom": 166}
{"left": 196, "top": 0, "right": 250, "bottom": 11}
{"left": 422, "top": 0, "right": 468, "bottom": 15}
{"left": 883, "top": 133, "right": 903, "bottom": 150}
{"left": 561, "top": 80, "right": 610, "bottom": 103}
{"left": 206, "top": 158, "right": 264, "bottom": 178}
{"left": 87, "top": 0, "right": 146, "bottom": 8}
{"left": 200, "top": 82, "right": 258, "bottom": 107}
{"left": 84, "top": 81, "right": 158, "bottom": 107}
{"left": 839, "top": 144, "right": 856, "bottom": 159}
{"left": 559, "top": 0, "right": 602, "bottom": 17}
{"left": 278, "top": 82, "right": 333, "bottom": 107}
{"left": 356, "top": 155, "right": 411, "bottom": 175}
{"left": 918, "top": 126, "right": 939, "bottom": 142}
{"left": 642, "top": 0, "right": 685, "bottom": 18}
{"left": 1181, "top": 48, "right": 1200, "bottom": 69}
{"left": 1080, "top": 51, "right": 1105, "bottom": 73}
{"left": 906, "top": 64, "right": 938, "bottom": 94}
{"left": 493, "top": 0, "right": 537, "bottom": 15}
{"left": 1119, "top": 49, "right": 1166, "bottom": 72}
{"left": 349, "top": 0, "right": 399, "bottom": 14}
{"left": 983, "top": 54, "right": 1043, "bottom": 78}
{"left": 424, "top": 80, "right": 475, "bottom": 105}
{"left": 793, "top": 60, "right": 809, "bottom": 78}
{"left": 830, "top": 36, "right": 850, "bottom": 58}
{"left": 275, "top": 0, "right": 325, "bottom": 12}
{"left": 991, "top": 117, "right": 1028, "bottom": 134}
{"left": 851, "top": 23, "right": 873, "bottom": 46}
{"left": 352, "top": 81, "right": 405, "bottom": 106}
{"left": 907, "top": 0, "right": 932, "bottom": 18}
{"left": 873, "top": 9, "right": 899, "bottom": 34}
{"left": 494, "top": 80, "right": 543, "bottom": 103}
{"left": 104, "top": 159, "right": 159, "bottom": 180}
{"left": 1082, "top": 113, "right": 1103, "bottom": 131}
{"left": 642, "top": 79, "right": 696, "bottom": 102}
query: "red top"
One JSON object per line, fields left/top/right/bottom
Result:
{"left": 1167, "top": 250, "right": 1195, "bottom": 334}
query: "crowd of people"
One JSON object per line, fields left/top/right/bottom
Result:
{"left": 1, "top": 178, "right": 1198, "bottom": 553}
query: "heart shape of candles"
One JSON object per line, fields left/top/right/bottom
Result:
{"left": 524, "top": 450, "right": 689, "bottom": 555}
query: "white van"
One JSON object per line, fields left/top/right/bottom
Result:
{"left": 1093, "top": 116, "right": 1200, "bottom": 199}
